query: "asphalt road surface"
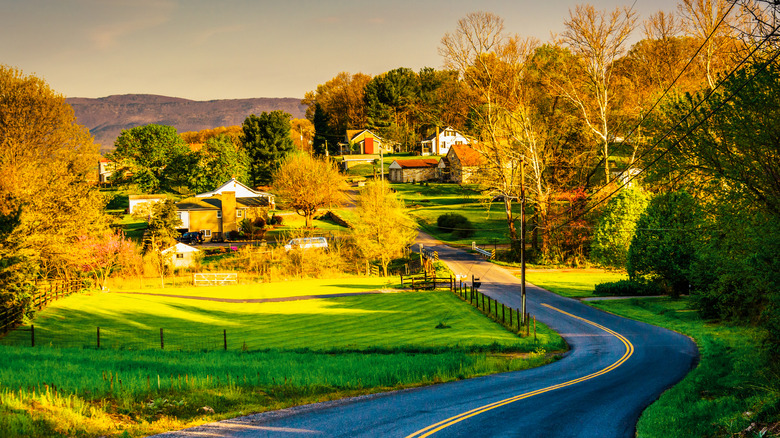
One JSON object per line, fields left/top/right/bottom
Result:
{"left": 154, "top": 233, "right": 698, "bottom": 438}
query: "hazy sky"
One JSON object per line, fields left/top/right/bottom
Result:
{"left": 2, "top": 0, "right": 680, "bottom": 101}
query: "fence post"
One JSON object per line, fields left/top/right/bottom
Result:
{"left": 223, "top": 329, "right": 227, "bottom": 351}
{"left": 31, "top": 324, "right": 35, "bottom": 347}
{"left": 509, "top": 306, "right": 513, "bottom": 326}
{"left": 526, "top": 313, "right": 530, "bottom": 336}
{"left": 97, "top": 327, "right": 100, "bottom": 349}
{"left": 481, "top": 293, "right": 485, "bottom": 312}
{"left": 160, "top": 328, "right": 164, "bottom": 350}
{"left": 502, "top": 303, "right": 505, "bottom": 323}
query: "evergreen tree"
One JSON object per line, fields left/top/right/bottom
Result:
{"left": 242, "top": 111, "right": 295, "bottom": 187}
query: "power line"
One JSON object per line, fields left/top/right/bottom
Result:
{"left": 546, "top": 33, "right": 780, "bottom": 235}
{"left": 580, "top": 1, "right": 739, "bottom": 202}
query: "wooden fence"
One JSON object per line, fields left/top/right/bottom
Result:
{"left": 1, "top": 280, "right": 83, "bottom": 334}
{"left": 451, "top": 280, "right": 536, "bottom": 338}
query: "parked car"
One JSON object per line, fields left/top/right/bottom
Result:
{"left": 179, "top": 231, "right": 203, "bottom": 245}
{"left": 284, "top": 237, "right": 328, "bottom": 251}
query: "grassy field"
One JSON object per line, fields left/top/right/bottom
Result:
{"left": 525, "top": 269, "right": 628, "bottom": 298}
{"left": 2, "top": 286, "right": 554, "bottom": 352}
{"left": 392, "top": 183, "right": 518, "bottom": 244}
{"left": 0, "top": 278, "right": 564, "bottom": 437}
{"left": 529, "top": 270, "right": 780, "bottom": 438}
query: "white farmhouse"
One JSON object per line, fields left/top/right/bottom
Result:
{"left": 420, "top": 127, "right": 471, "bottom": 156}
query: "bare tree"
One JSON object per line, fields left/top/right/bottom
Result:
{"left": 557, "top": 4, "right": 637, "bottom": 184}
{"left": 440, "top": 13, "right": 541, "bottom": 255}
{"left": 678, "top": 0, "right": 740, "bottom": 89}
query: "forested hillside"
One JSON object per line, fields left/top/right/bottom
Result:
{"left": 67, "top": 94, "right": 306, "bottom": 151}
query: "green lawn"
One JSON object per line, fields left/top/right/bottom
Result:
{"left": 525, "top": 269, "right": 628, "bottom": 298}
{"left": 391, "top": 183, "right": 520, "bottom": 244}
{"left": 0, "top": 279, "right": 564, "bottom": 437}
{"left": 2, "top": 279, "right": 561, "bottom": 353}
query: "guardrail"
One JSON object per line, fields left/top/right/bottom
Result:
{"left": 472, "top": 242, "right": 495, "bottom": 260}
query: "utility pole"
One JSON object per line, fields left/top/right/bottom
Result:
{"left": 521, "top": 157, "right": 526, "bottom": 324}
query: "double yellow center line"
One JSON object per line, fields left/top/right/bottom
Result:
{"left": 405, "top": 304, "right": 635, "bottom": 437}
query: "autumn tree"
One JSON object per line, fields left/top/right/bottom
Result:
{"left": 302, "top": 72, "right": 371, "bottom": 154}
{"left": 110, "top": 124, "right": 192, "bottom": 193}
{"left": 558, "top": 4, "right": 638, "bottom": 183}
{"left": 352, "top": 181, "right": 418, "bottom": 276}
{"left": 440, "top": 12, "right": 546, "bottom": 257}
{"left": 290, "top": 118, "right": 315, "bottom": 154}
{"left": 188, "top": 134, "right": 249, "bottom": 193}
{"left": 0, "top": 65, "right": 106, "bottom": 319}
{"left": 242, "top": 111, "right": 295, "bottom": 187}
{"left": 181, "top": 126, "right": 242, "bottom": 147}
{"left": 272, "top": 153, "right": 345, "bottom": 228}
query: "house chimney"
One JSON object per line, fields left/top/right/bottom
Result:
{"left": 435, "top": 126, "right": 440, "bottom": 155}
{"left": 222, "top": 191, "right": 237, "bottom": 234}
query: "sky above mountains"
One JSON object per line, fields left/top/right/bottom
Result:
{"left": 3, "top": 0, "right": 678, "bottom": 101}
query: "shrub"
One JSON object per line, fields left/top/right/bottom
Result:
{"left": 627, "top": 191, "right": 701, "bottom": 297}
{"left": 269, "top": 214, "right": 283, "bottom": 226}
{"left": 437, "top": 213, "right": 475, "bottom": 237}
{"left": 436, "top": 213, "right": 475, "bottom": 238}
{"left": 594, "top": 279, "right": 662, "bottom": 297}
{"left": 590, "top": 187, "right": 649, "bottom": 269}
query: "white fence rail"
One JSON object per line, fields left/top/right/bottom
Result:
{"left": 193, "top": 272, "right": 238, "bottom": 286}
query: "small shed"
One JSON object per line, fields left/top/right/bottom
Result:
{"left": 162, "top": 243, "right": 201, "bottom": 269}
{"left": 388, "top": 158, "right": 440, "bottom": 183}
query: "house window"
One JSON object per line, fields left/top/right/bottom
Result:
{"left": 217, "top": 211, "right": 222, "bottom": 218}
{"left": 176, "top": 253, "right": 184, "bottom": 259}
{"left": 236, "top": 210, "right": 243, "bottom": 218}
{"left": 202, "top": 229, "right": 211, "bottom": 238}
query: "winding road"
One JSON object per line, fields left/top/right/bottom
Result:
{"left": 155, "top": 233, "right": 698, "bottom": 437}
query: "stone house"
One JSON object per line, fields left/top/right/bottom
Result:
{"left": 388, "top": 158, "right": 440, "bottom": 183}
{"left": 439, "top": 144, "right": 483, "bottom": 183}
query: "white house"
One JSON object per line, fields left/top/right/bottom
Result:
{"left": 420, "top": 127, "right": 471, "bottom": 156}
{"left": 196, "top": 177, "right": 275, "bottom": 209}
{"left": 162, "top": 243, "right": 201, "bottom": 269}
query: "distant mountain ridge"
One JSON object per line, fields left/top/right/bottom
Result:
{"left": 66, "top": 94, "right": 306, "bottom": 152}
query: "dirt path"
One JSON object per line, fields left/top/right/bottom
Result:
{"left": 110, "top": 289, "right": 391, "bottom": 303}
